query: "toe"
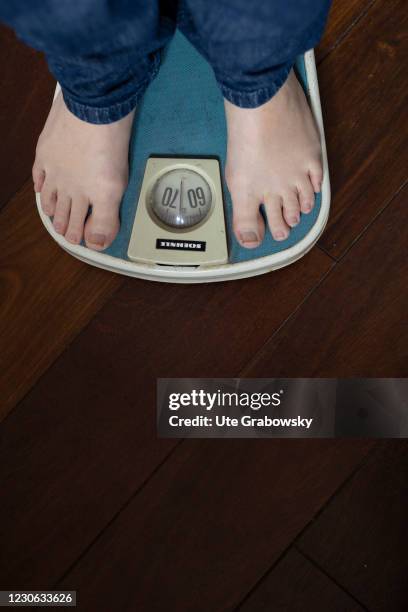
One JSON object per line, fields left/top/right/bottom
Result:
{"left": 40, "top": 182, "right": 58, "bottom": 216}
{"left": 231, "top": 192, "right": 265, "bottom": 249}
{"left": 297, "top": 177, "right": 315, "bottom": 214}
{"left": 309, "top": 161, "right": 323, "bottom": 193}
{"left": 282, "top": 190, "right": 301, "bottom": 227}
{"left": 84, "top": 198, "right": 120, "bottom": 251}
{"left": 32, "top": 161, "right": 46, "bottom": 193}
{"left": 53, "top": 194, "right": 71, "bottom": 235}
{"left": 65, "top": 195, "right": 89, "bottom": 244}
{"left": 264, "top": 194, "right": 290, "bottom": 241}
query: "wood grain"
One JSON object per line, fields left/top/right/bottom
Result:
{"left": 298, "top": 441, "right": 408, "bottom": 611}
{"left": 239, "top": 548, "right": 364, "bottom": 611}
{"left": 0, "top": 249, "right": 332, "bottom": 587}
{"left": 0, "top": 24, "right": 54, "bottom": 209}
{"left": 0, "top": 181, "right": 122, "bottom": 420}
{"left": 317, "top": 0, "right": 408, "bottom": 258}
{"left": 316, "top": 0, "right": 376, "bottom": 62}
{"left": 243, "top": 184, "right": 408, "bottom": 377}
{"left": 57, "top": 439, "right": 374, "bottom": 611}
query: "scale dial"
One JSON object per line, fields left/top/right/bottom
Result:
{"left": 150, "top": 167, "right": 212, "bottom": 229}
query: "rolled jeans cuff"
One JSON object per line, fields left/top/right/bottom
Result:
{"left": 217, "top": 62, "right": 293, "bottom": 109}
{"left": 60, "top": 53, "right": 161, "bottom": 124}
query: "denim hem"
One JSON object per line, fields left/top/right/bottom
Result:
{"left": 62, "top": 92, "right": 139, "bottom": 124}
{"left": 217, "top": 63, "right": 293, "bottom": 109}
{"left": 61, "top": 54, "right": 161, "bottom": 124}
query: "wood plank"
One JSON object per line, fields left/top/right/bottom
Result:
{"left": 317, "top": 0, "right": 407, "bottom": 258}
{"left": 242, "top": 183, "right": 408, "bottom": 377}
{"left": 298, "top": 441, "right": 408, "bottom": 611}
{"left": 57, "top": 439, "right": 374, "bottom": 611}
{"left": 0, "top": 180, "right": 122, "bottom": 420}
{"left": 238, "top": 548, "right": 364, "bottom": 611}
{"left": 316, "top": 0, "right": 376, "bottom": 63}
{"left": 0, "top": 24, "right": 54, "bottom": 209}
{"left": 0, "top": 248, "right": 333, "bottom": 587}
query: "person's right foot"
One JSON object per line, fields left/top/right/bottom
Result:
{"left": 33, "top": 92, "right": 135, "bottom": 250}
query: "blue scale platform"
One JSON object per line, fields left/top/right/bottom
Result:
{"left": 104, "top": 30, "right": 321, "bottom": 263}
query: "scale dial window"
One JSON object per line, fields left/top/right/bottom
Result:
{"left": 150, "top": 168, "right": 212, "bottom": 229}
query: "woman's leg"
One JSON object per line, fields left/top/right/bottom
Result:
{"left": 178, "top": 0, "right": 331, "bottom": 248}
{"left": 1, "top": 1, "right": 175, "bottom": 250}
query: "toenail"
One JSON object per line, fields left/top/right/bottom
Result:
{"left": 67, "top": 233, "right": 79, "bottom": 243}
{"left": 54, "top": 221, "right": 62, "bottom": 232}
{"left": 89, "top": 233, "right": 105, "bottom": 247}
{"left": 274, "top": 231, "right": 287, "bottom": 240}
{"left": 239, "top": 230, "right": 259, "bottom": 244}
{"left": 304, "top": 203, "right": 312, "bottom": 212}
{"left": 290, "top": 215, "right": 300, "bottom": 225}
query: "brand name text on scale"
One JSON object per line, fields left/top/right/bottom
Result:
{"left": 156, "top": 239, "right": 206, "bottom": 251}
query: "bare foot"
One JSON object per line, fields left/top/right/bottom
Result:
{"left": 33, "top": 92, "right": 135, "bottom": 250}
{"left": 224, "top": 69, "right": 323, "bottom": 248}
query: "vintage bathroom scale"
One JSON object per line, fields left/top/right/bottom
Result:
{"left": 36, "top": 30, "right": 330, "bottom": 283}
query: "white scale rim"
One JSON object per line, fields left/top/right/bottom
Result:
{"left": 36, "top": 50, "right": 330, "bottom": 284}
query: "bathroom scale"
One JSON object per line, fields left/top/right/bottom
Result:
{"left": 36, "top": 30, "right": 330, "bottom": 283}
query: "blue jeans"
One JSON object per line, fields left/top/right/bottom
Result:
{"left": 1, "top": 0, "right": 331, "bottom": 124}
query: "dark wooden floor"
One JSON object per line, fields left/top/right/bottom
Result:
{"left": 0, "top": 1, "right": 407, "bottom": 610}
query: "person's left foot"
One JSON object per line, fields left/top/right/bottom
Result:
{"left": 224, "top": 69, "right": 323, "bottom": 248}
